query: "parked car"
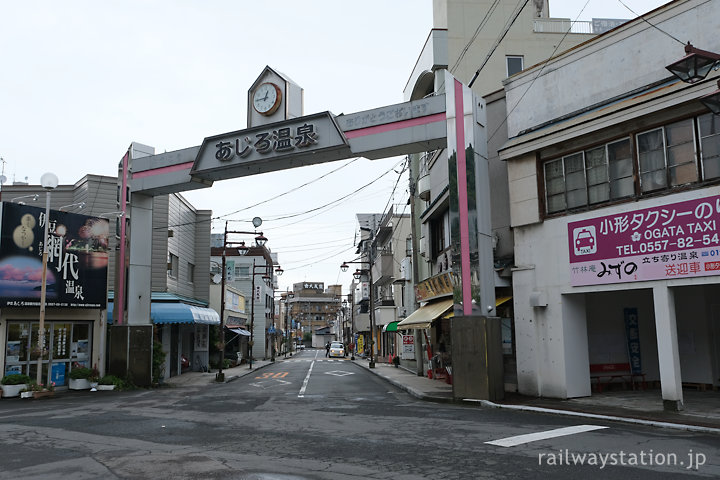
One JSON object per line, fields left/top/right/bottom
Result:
{"left": 329, "top": 341, "right": 345, "bottom": 358}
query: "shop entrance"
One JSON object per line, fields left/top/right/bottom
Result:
{"left": 5, "top": 320, "right": 93, "bottom": 387}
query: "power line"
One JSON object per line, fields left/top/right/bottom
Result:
{"left": 617, "top": 0, "right": 685, "bottom": 46}
{"left": 450, "top": 0, "right": 503, "bottom": 74}
{"left": 468, "top": 0, "right": 531, "bottom": 88}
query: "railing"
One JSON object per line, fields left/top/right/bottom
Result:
{"left": 533, "top": 18, "right": 593, "bottom": 34}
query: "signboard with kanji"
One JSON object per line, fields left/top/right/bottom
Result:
{"left": 0, "top": 203, "right": 109, "bottom": 307}
{"left": 568, "top": 195, "right": 720, "bottom": 286}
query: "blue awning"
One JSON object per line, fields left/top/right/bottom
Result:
{"left": 107, "top": 302, "right": 220, "bottom": 325}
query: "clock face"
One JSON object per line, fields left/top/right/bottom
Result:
{"left": 253, "top": 82, "right": 282, "bottom": 115}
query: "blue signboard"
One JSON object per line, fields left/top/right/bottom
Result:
{"left": 51, "top": 363, "right": 66, "bottom": 385}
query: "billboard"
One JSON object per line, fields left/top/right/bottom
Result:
{"left": 0, "top": 202, "right": 109, "bottom": 308}
{"left": 568, "top": 194, "right": 720, "bottom": 286}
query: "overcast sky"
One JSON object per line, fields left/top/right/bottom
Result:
{"left": 0, "top": 0, "right": 669, "bottom": 294}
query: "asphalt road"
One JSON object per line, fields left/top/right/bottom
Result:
{"left": 0, "top": 348, "right": 718, "bottom": 479}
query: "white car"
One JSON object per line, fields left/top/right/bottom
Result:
{"left": 328, "top": 342, "right": 345, "bottom": 358}
{"left": 295, "top": 343, "right": 305, "bottom": 350}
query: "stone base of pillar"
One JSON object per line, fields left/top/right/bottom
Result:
{"left": 663, "top": 399, "right": 684, "bottom": 412}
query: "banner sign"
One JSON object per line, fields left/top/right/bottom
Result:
{"left": 624, "top": 308, "right": 642, "bottom": 375}
{"left": 0, "top": 203, "right": 109, "bottom": 308}
{"left": 568, "top": 195, "right": 720, "bottom": 286}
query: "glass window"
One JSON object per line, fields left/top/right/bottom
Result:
{"left": 699, "top": 113, "right": 720, "bottom": 180}
{"left": 638, "top": 128, "right": 666, "bottom": 192}
{"left": 544, "top": 159, "right": 565, "bottom": 213}
{"left": 607, "top": 139, "right": 634, "bottom": 198}
{"left": 564, "top": 153, "right": 587, "bottom": 209}
{"left": 235, "top": 265, "right": 249, "bottom": 278}
{"left": 506, "top": 56, "right": 524, "bottom": 77}
{"left": 665, "top": 119, "right": 697, "bottom": 186}
{"left": 585, "top": 146, "right": 609, "bottom": 204}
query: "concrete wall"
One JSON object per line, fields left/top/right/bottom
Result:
{"left": 504, "top": 0, "right": 720, "bottom": 138}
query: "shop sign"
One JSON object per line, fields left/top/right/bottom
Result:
{"left": 401, "top": 334, "right": 415, "bottom": 360}
{"left": 624, "top": 308, "right": 642, "bottom": 375}
{"left": 0, "top": 203, "right": 109, "bottom": 308}
{"left": 415, "top": 272, "right": 456, "bottom": 302}
{"left": 568, "top": 194, "right": 720, "bottom": 286}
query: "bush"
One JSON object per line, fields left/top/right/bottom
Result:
{"left": 99, "top": 375, "right": 119, "bottom": 385}
{"left": 68, "top": 367, "right": 93, "bottom": 380}
{"left": 1, "top": 374, "right": 31, "bottom": 385}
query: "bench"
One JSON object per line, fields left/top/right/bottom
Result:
{"left": 590, "top": 363, "right": 646, "bottom": 392}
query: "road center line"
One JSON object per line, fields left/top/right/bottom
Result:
{"left": 298, "top": 360, "right": 315, "bottom": 398}
{"left": 485, "top": 424, "right": 608, "bottom": 448}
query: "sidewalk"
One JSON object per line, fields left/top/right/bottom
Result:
{"left": 350, "top": 358, "right": 720, "bottom": 434}
{"left": 163, "top": 355, "right": 720, "bottom": 434}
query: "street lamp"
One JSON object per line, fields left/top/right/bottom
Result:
{"left": 666, "top": 43, "right": 720, "bottom": 84}
{"left": 10, "top": 194, "right": 39, "bottom": 204}
{"left": 37, "top": 172, "right": 58, "bottom": 386}
{"left": 666, "top": 43, "right": 720, "bottom": 115}
{"left": 215, "top": 223, "right": 267, "bottom": 381}
{"left": 341, "top": 261, "right": 375, "bottom": 368}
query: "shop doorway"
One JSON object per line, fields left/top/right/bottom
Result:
{"left": 5, "top": 320, "right": 93, "bottom": 387}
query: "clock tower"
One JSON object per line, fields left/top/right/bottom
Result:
{"left": 247, "top": 66, "right": 304, "bottom": 128}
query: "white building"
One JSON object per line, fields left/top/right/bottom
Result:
{"left": 500, "top": 0, "right": 720, "bottom": 410}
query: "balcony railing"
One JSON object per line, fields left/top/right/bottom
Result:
{"left": 533, "top": 18, "right": 593, "bottom": 34}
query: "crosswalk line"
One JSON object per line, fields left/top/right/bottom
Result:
{"left": 485, "top": 425, "right": 609, "bottom": 448}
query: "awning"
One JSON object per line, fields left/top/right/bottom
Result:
{"left": 397, "top": 298, "right": 454, "bottom": 330}
{"left": 383, "top": 321, "right": 400, "bottom": 332}
{"left": 227, "top": 327, "right": 251, "bottom": 336}
{"left": 107, "top": 302, "right": 220, "bottom": 325}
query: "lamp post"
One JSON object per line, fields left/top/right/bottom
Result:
{"left": 341, "top": 261, "right": 375, "bottom": 368}
{"left": 666, "top": 43, "right": 720, "bottom": 115}
{"left": 37, "top": 172, "right": 58, "bottom": 386}
{"left": 215, "top": 223, "right": 266, "bottom": 381}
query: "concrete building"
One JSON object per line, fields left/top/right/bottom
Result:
{"left": 210, "top": 241, "right": 279, "bottom": 362}
{"left": 287, "top": 282, "right": 342, "bottom": 348}
{"left": 499, "top": 0, "right": 720, "bottom": 410}
{"left": 401, "top": 0, "right": 599, "bottom": 385}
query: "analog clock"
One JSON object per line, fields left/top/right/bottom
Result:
{"left": 253, "top": 82, "right": 282, "bottom": 116}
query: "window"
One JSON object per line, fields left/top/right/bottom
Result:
{"left": 167, "top": 253, "right": 178, "bottom": 278}
{"left": 187, "top": 262, "right": 195, "bottom": 284}
{"left": 699, "top": 113, "right": 720, "bottom": 179}
{"left": 638, "top": 119, "right": 697, "bottom": 192}
{"left": 234, "top": 265, "right": 249, "bottom": 278}
{"left": 543, "top": 113, "right": 720, "bottom": 215}
{"left": 506, "top": 55, "right": 524, "bottom": 77}
{"left": 430, "top": 210, "right": 451, "bottom": 258}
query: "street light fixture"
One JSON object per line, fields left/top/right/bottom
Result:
{"left": 340, "top": 260, "right": 375, "bottom": 368}
{"left": 10, "top": 194, "right": 39, "bottom": 204}
{"left": 666, "top": 43, "right": 720, "bottom": 116}
{"left": 37, "top": 172, "right": 58, "bottom": 386}
{"left": 666, "top": 43, "right": 720, "bottom": 84}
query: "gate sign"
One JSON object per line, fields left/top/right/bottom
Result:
{"left": 569, "top": 195, "right": 720, "bottom": 286}
{"left": 190, "top": 112, "right": 350, "bottom": 181}
{"left": 401, "top": 334, "right": 415, "bottom": 360}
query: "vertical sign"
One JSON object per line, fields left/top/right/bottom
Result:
{"left": 401, "top": 334, "right": 415, "bottom": 360}
{"left": 624, "top": 308, "right": 642, "bottom": 374}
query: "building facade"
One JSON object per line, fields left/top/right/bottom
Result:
{"left": 500, "top": 0, "right": 720, "bottom": 409}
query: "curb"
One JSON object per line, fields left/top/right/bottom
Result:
{"left": 465, "top": 399, "right": 720, "bottom": 435}
{"left": 225, "top": 359, "right": 276, "bottom": 383}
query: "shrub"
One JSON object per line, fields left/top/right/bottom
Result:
{"left": 1, "top": 374, "right": 31, "bottom": 385}
{"left": 69, "top": 367, "right": 93, "bottom": 380}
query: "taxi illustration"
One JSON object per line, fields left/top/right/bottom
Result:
{"left": 575, "top": 228, "right": 595, "bottom": 250}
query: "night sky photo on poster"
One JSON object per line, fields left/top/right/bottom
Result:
{"left": 0, "top": 203, "right": 109, "bottom": 308}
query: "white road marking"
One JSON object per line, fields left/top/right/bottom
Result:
{"left": 298, "top": 360, "right": 315, "bottom": 398}
{"left": 485, "top": 425, "right": 609, "bottom": 448}
{"left": 325, "top": 370, "right": 354, "bottom": 376}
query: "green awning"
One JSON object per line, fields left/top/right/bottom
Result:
{"left": 383, "top": 321, "right": 400, "bottom": 332}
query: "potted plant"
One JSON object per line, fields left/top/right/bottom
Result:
{"left": 89, "top": 365, "right": 100, "bottom": 391}
{"left": 1, "top": 373, "right": 31, "bottom": 398}
{"left": 22, "top": 381, "right": 55, "bottom": 399}
{"left": 97, "top": 375, "right": 120, "bottom": 391}
{"left": 68, "top": 366, "right": 93, "bottom": 390}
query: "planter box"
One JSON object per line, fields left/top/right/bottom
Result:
{"left": 33, "top": 390, "right": 54, "bottom": 399}
{"left": 69, "top": 378, "right": 91, "bottom": 390}
{"left": 20, "top": 391, "right": 33, "bottom": 399}
{"left": 97, "top": 384, "right": 116, "bottom": 391}
{"left": 1, "top": 384, "right": 28, "bottom": 398}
